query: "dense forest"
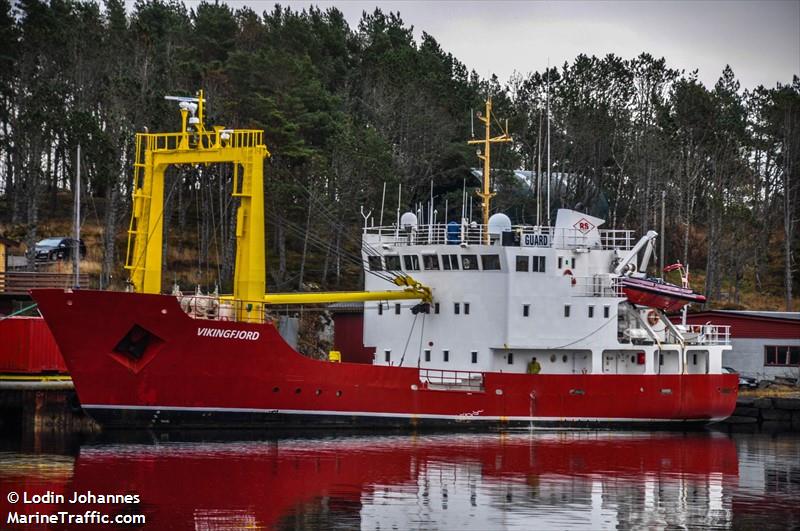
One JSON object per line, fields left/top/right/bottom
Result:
{"left": 0, "top": 0, "right": 797, "bottom": 310}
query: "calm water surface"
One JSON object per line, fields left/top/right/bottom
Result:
{"left": 1, "top": 430, "right": 798, "bottom": 530}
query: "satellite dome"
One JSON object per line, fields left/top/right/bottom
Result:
{"left": 488, "top": 213, "right": 512, "bottom": 234}
{"left": 400, "top": 212, "right": 418, "bottom": 228}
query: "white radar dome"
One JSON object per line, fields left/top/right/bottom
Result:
{"left": 400, "top": 212, "right": 418, "bottom": 228}
{"left": 488, "top": 213, "right": 512, "bottom": 234}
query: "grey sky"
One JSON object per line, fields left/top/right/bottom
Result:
{"left": 190, "top": 0, "right": 800, "bottom": 89}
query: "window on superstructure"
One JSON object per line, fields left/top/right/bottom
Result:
{"left": 571, "top": 257, "right": 576, "bottom": 268}
{"left": 385, "top": 255, "right": 401, "bottom": 271}
{"left": 434, "top": 303, "right": 440, "bottom": 314}
{"left": 378, "top": 303, "right": 383, "bottom": 315}
{"left": 508, "top": 352, "right": 514, "bottom": 365}
{"left": 395, "top": 303, "right": 401, "bottom": 315}
{"left": 422, "top": 254, "right": 440, "bottom": 270}
{"left": 588, "top": 306, "right": 594, "bottom": 318}
{"left": 564, "top": 305, "right": 571, "bottom": 317}
{"left": 454, "top": 302, "right": 460, "bottom": 315}
{"left": 471, "top": 351, "right": 478, "bottom": 364}
{"left": 538, "top": 256, "right": 546, "bottom": 272}
{"left": 424, "top": 349, "right": 431, "bottom": 362}
{"left": 604, "top": 305, "right": 610, "bottom": 318}
{"left": 516, "top": 256, "right": 529, "bottom": 272}
{"left": 481, "top": 254, "right": 501, "bottom": 270}
{"left": 442, "top": 254, "right": 460, "bottom": 270}
{"left": 403, "top": 255, "right": 420, "bottom": 271}
{"left": 368, "top": 256, "right": 383, "bottom": 271}
{"left": 443, "top": 350, "right": 450, "bottom": 362}
{"left": 523, "top": 304, "right": 530, "bottom": 317}
{"left": 558, "top": 257, "right": 563, "bottom": 269}
{"left": 385, "top": 350, "right": 391, "bottom": 363}
{"left": 464, "top": 303, "right": 470, "bottom": 315}
{"left": 462, "top": 255, "right": 479, "bottom": 270}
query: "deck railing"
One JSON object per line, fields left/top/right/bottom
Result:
{"left": 176, "top": 293, "right": 333, "bottom": 325}
{"left": 680, "top": 324, "right": 731, "bottom": 346}
{"left": 419, "top": 368, "right": 485, "bottom": 391}
{"left": 364, "top": 224, "right": 634, "bottom": 251}
{"left": 570, "top": 275, "right": 624, "bottom": 297}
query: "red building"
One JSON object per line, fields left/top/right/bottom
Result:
{"left": 683, "top": 310, "right": 799, "bottom": 380}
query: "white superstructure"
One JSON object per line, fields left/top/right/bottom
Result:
{"left": 362, "top": 208, "right": 730, "bottom": 377}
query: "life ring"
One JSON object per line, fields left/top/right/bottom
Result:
{"left": 647, "top": 310, "right": 659, "bottom": 326}
{"left": 563, "top": 269, "right": 576, "bottom": 286}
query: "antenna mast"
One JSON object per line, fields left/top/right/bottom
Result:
{"left": 467, "top": 97, "right": 512, "bottom": 244}
{"left": 546, "top": 60, "right": 551, "bottom": 226}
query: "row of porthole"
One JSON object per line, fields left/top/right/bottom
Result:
{"left": 272, "top": 386, "right": 343, "bottom": 397}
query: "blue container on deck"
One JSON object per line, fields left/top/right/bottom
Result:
{"left": 446, "top": 222, "right": 460, "bottom": 244}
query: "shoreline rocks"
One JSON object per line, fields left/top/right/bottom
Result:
{"left": 722, "top": 395, "right": 800, "bottom": 432}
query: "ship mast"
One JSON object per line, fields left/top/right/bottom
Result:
{"left": 467, "top": 97, "right": 512, "bottom": 244}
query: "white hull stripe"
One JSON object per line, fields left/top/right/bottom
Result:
{"left": 82, "top": 404, "right": 722, "bottom": 423}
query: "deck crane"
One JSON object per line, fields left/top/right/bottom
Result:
{"left": 125, "top": 90, "right": 430, "bottom": 322}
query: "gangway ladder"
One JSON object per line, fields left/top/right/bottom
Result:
{"left": 124, "top": 134, "right": 149, "bottom": 281}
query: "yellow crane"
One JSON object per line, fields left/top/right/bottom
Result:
{"left": 124, "top": 90, "right": 430, "bottom": 322}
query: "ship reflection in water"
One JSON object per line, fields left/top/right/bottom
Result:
{"left": 2, "top": 431, "right": 800, "bottom": 530}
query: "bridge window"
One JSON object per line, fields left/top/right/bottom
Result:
{"left": 403, "top": 255, "right": 420, "bottom": 271}
{"left": 481, "top": 254, "right": 501, "bottom": 270}
{"left": 564, "top": 305, "right": 571, "bottom": 317}
{"left": 461, "top": 255, "right": 479, "bottom": 270}
{"left": 516, "top": 256, "right": 529, "bottom": 272}
{"left": 442, "top": 254, "right": 460, "bottom": 270}
{"left": 588, "top": 305, "right": 594, "bottom": 318}
{"left": 532, "top": 256, "right": 545, "bottom": 272}
{"left": 368, "top": 256, "right": 383, "bottom": 271}
{"left": 471, "top": 351, "right": 478, "bottom": 364}
{"left": 523, "top": 304, "right": 530, "bottom": 317}
{"left": 765, "top": 345, "right": 800, "bottom": 366}
{"left": 443, "top": 350, "right": 450, "bottom": 362}
{"left": 422, "top": 254, "right": 440, "bottom": 270}
{"left": 385, "top": 255, "right": 401, "bottom": 271}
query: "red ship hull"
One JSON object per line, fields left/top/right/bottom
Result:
{"left": 621, "top": 277, "right": 707, "bottom": 313}
{"left": 32, "top": 289, "right": 737, "bottom": 429}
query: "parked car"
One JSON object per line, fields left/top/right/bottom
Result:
{"left": 34, "top": 237, "right": 86, "bottom": 262}
{"left": 723, "top": 366, "right": 758, "bottom": 389}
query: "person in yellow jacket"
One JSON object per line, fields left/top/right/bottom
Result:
{"left": 527, "top": 357, "right": 541, "bottom": 375}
